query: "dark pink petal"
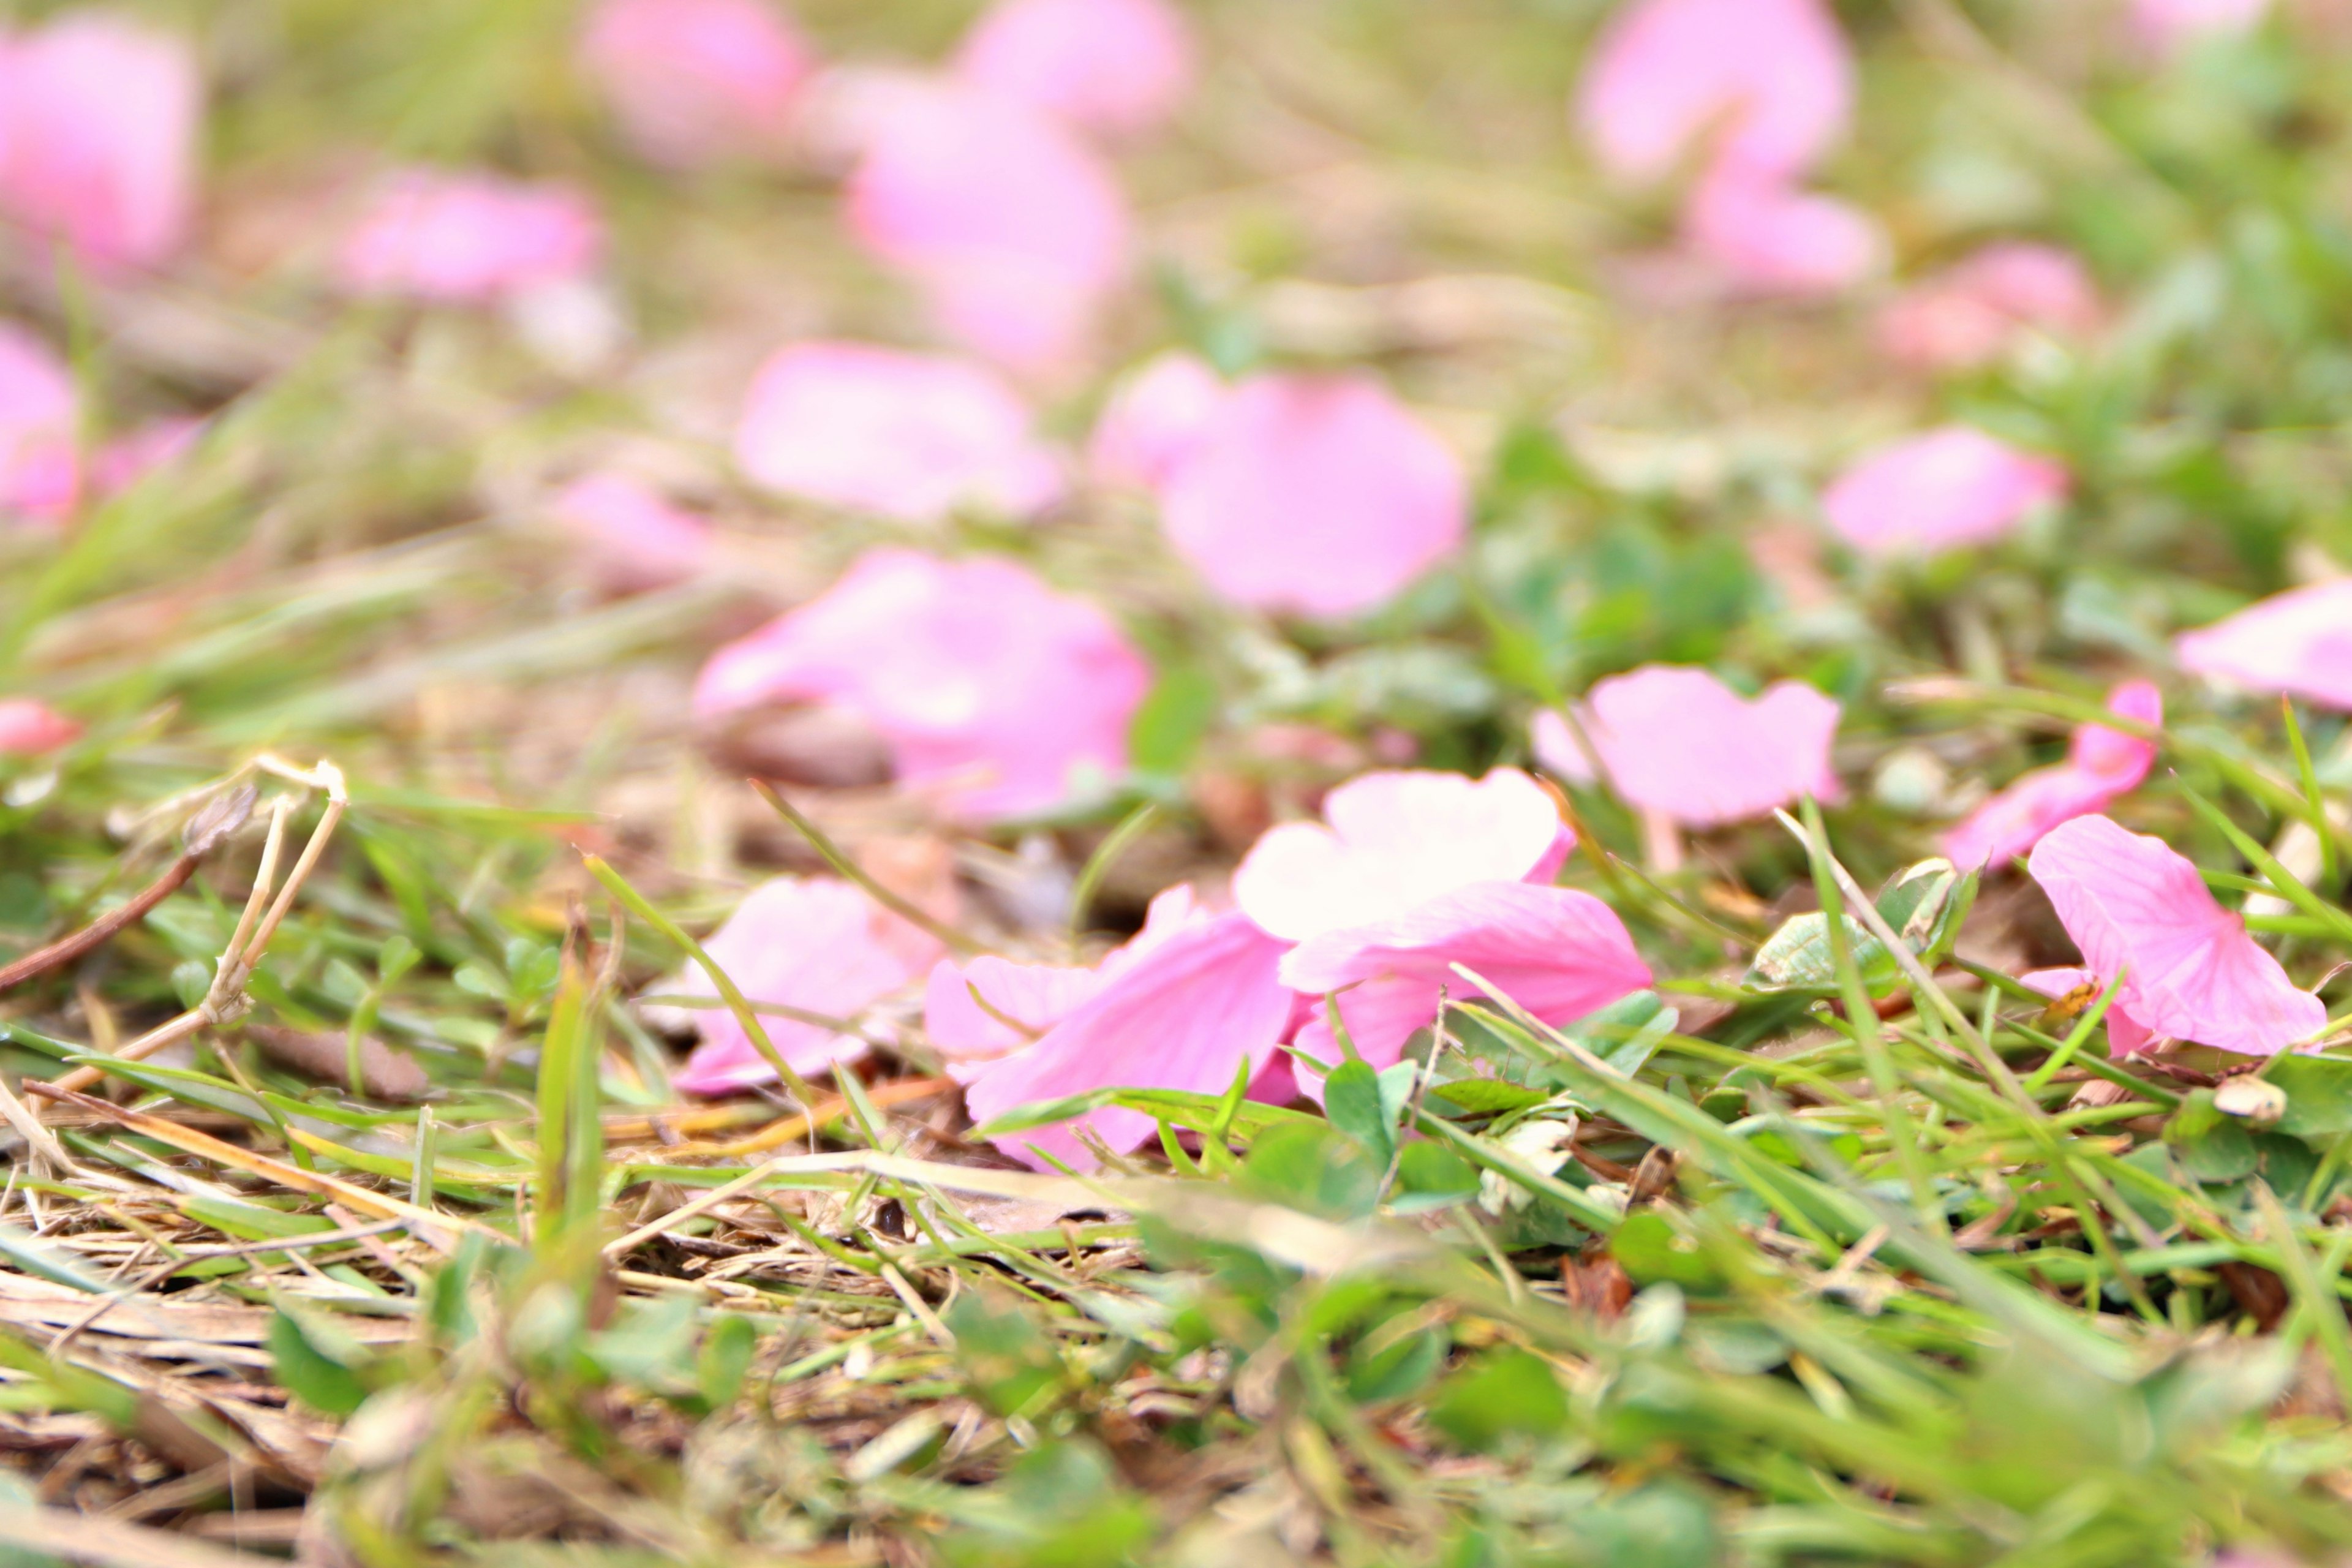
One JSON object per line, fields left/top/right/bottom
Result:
{"left": 2028, "top": 815, "right": 2326, "bottom": 1057}
{"left": 1284, "top": 881, "right": 1654, "bottom": 1084}
{"left": 1879, "top": 243, "right": 2101, "bottom": 371}
{"left": 551, "top": 473, "right": 714, "bottom": 591}
{"left": 733, "top": 341, "right": 1065, "bottom": 522}
{"left": 578, "top": 0, "right": 812, "bottom": 168}
{"left": 0, "top": 699, "right": 79, "bottom": 756}
{"left": 1544, "top": 666, "right": 1842, "bottom": 829}
{"left": 1575, "top": 0, "right": 1852, "bottom": 186}
{"left": 337, "top": 170, "right": 603, "bottom": 303}
{"left": 1088, "top": 352, "right": 1227, "bottom": 491}
{"left": 2174, "top": 579, "right": 2352, "bottom": 712}
{"left": 845, "top": 78, "right": 1131, "bottom": 372}
{"left": 1944, "top": 682, "right": 2161, "bottom": 868}
{"left": 0, "top": 15, "right": 198, "bottom": 270}
{"left": 1232, "top": 768, "right": 1570, "bottom": 943}
{"left": 2021, "top": 967, "right": 2158, "bottom": 1058}
{"left": 1683, "top": 167, "right": 1883, "bottom": 298}
{"left": 693, "top": 549, "right": 1150, "bottom": 821}
{"left": 1822, "top": 426, "right": 2069, "bottom": 559}
{"left": 1156, "top": 372, "right": 1468, "bottom": 619}
{"left": 955, "top": 0, "right": 1195, "bottom": 138}
{"left": 960, "top": 910, "right": 1294, "bottom": 1169}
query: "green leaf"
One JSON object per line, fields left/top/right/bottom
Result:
{"left": 1323, "top": 1059, "right": 1395, "bottom": 1166}
{"left": 948, "top": 1289, "right": 1068, "bottom": 1420}
{"left": 1427, "top": 1078, "right": 1552, "bottom": 1116}
{"left": 1429, "top": 1347, "right": 1569, "bottom": 1450}
{"left": 267, "top": 1305, "right": 376, "bottom": 1418}
{"left": 1610, "top": 1212, "right": 1724, "bottom": 1291}
{"left": 1238, "top": 1121, "right": 1382, "bottom": 1220}
{"left": 2269, "top": 1055, "right": 2352, "bottom": 1137}
{"left": 1390, "top": 1142, "right": 1480, "bottom": 1213}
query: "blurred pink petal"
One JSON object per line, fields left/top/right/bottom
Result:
{"left": 955, "top": 0, "right": 1195, "bottom": 138}
{"left": 659, "top": 875, "right": 940, "bottom": 1094}
{"left": 0, "top": 322, "right": 75, "bottom": 519}
{"left": 733, "top": 341, "right": 1065, "bottom": 522}
{"left": 1683, "top": 167, "right": 1885, "bottom": 297}
{"left": 2020, "top": 966, "right": 2158, "bottom": 1059}
{"left": 693, "top": 549, "right": 1150, "bottom": 821}
{"left": 1233, "top": 767, "right": 1570, "bottom": 943}
{"left": 1285, "top": 880, "right": 1653, "bottom": 1081}
{"left": 845, "top": 79, "right": 1131, "bottom": 371}
{"left": 2028, "top": 814, "right": 2326, "bottom": 1057}
{"left": 2174, "top": 579, "right": 2352, "bottom": 711}
{"left": 551, "top": 473, "right": 714, "bottom": 591}
{"left": 2135, "top": 0, "right": 2271, "bottom": 53}
{"left": 1157, "top": 372, "right": 1468, "bottom": 619}
{"left": 1574, "top": 0, "right": 1852, "bottom": 186}
{"left": 960, "top": 900, "right": 1293, "bottom": 1169}
{"left": 578, "top": 0, "right": 812, "bottom": 167}
{"left": 0, "top": 699, "right": 79, "bottom": 756}
{"left": 1539, "top": 666, "right": 1842, "bottom": 828}
{"left": 0, "top": 15, "right": 199, "bottom": 270}
{"left": 336, "top": 170, "right": 603, "bottom": 303}
{"left": 1944, "top": 681, "right": 2162, "bottom": 869}
{"left": 1822, "top": 425, "right": 2069, "bottom": 559}
{"left": 1880, "top": 243, "right": 2101, "bottom": 371}
{"left": 1088, "top": 351, "right": 1227, "bottom": 491}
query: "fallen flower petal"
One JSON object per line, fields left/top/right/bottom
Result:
{"left": 1880, "top": 242, "right": 2101, "bottom": 372}
{"left": 1088, "top": 351, "right": 1227, "bottom": 491}
{"left": 955, "top": 0, "right": 1195, "bottom": 138}
{"left": 0, "top": 699, "right": 80, "bottom": 756}
{"left": 578, "top": 0, "right": 813, "bottom": 168}
{"left": 1536, "top": 665, "right": 1842, "bottom": 829}
{"left": 551, "top": 473, "right": 714, "bottom": 592}
{"left": 337, "top": 169, "right": 603, "bottom": 303}
{"left": 1822, "top": 425, "right": 2069, "bottom": 559}
{"left": 2174, "top": 579, "right": 2352, "bottom": 712}
{"left": 2020, "top": 966, "right": 2158, "bottom": 1059}
{"left": 1944, "top": 681, "right": 2162, "bottom": 869}
{"left": 2134, "top": 0, "right": 2270, "bottom": 55}
{"left": 1683, "top": 167, "right": 1884, "bottom": 298}
{"left": 2027, "top": 814, "right": 2326, "bottom": 1057}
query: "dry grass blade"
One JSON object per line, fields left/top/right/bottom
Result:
{"left": 0, "top": 1501, "right": 283, "bottom": 1568}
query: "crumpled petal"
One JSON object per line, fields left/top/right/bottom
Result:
{"left": 733, "top": 341, "right": 1065, "bottom": 523}
{"left": 1232, "top": 768, "right": 1570, "bottom": 943}
{"left": 1156, "top": 372, "right": 1468, "bottom": 619}
{"left": 954, "top": 0, "right": 1195, "bottom": 138}
{"left": 0, "top": 699, "right": 79, "bottom": 756}
{"left": 1538, "top": 666, "right": 1842, "bottom": 829}
{"left": 578, "top": 0, "right": 812, "bottom": 168}
{"left": 2021, "top": 966, "right": 2158, "bottom": 1059}
{"left": 1683, "top": 167, "right": 1884, "bottom": 298}
{"left": 1879, "top": 243, "right": 2101, "bottom": 372}
{"left": 1574, "top": 0, "right": 1853, "bottom": 187}
{"left": 1822, "top": 425, "right": 2070, "bottom": 560}
{"left": 2174, "top": 579, "right": 2352, "bottom": 712}
{"left": 1088, "top": 351, "right": 1227, "bottom": 491}
{"left": 1284, "top": 880, "right": 1654, "bottom": 1083}
{"left": 0, "top": 15, "right": 199, "bottom": 270}
{"left": 1943, "top": 681, "right": 2162, "bottom": 868}
{"left": 551, "top": 473, "right": 714, "bottom": 591}
{"left": 2027, "top": 814, "right": 2326, "bottom": 1057}
{"left": 693, "top": 549, "right": 1150, "bottom": 821}
{"left": 337, "top": 169, "right": 603, "bottom": 303}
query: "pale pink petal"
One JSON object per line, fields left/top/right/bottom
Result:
{"left": 845, "top": 79, "right": 1130, "bottom": 372}
{"left": 2174, "top": 579, "right": 2352, "bottom": 712}
{"left": 1944, "top": 682, "right": 2161, "bottom": 868}
{"left": 2028, "top": 815, "right": 2326, "bottom": 1057}
{"left": 336, "top": 170, "right": 602, "bottom": 303}
{"left": 1528, "top": 709, "right": 1599, "bottom": 788}
{"left": 961, "top": 910, "right": 1294, "bottom": 1170}
{"left": 1156, "top": 372, "right": 1468, "bottom": 619}
{"left": 2135, "top": 0, "right": 2271, "bottom": 54}
{"left": 1088, "top": 351, "right": 1227, "bottom": 491}
{"left": 0, "top": 322, "right": 77, "bottom": 521}
{"left": 1822, "top": 426, "right": 2070, "bottom": 559}
{"left": 692, "top": 549, "right": 1150, "bottom": 821}
{"left": 0, "top": 699, "right": 79, "bottom": 756}
{"left": 1683, "top": 168, "right": 1885, "bottom": 298}
{"left": 1880, "top": 243, "right": 2101, "bottom": 371}
{"left": 733, "top": 341, "right": 1065, "bottom": 522}
{"left": 955, "top": 0, "right": 1195, "bottom": 138}
{"left": 551, "top": 473, "right": 714, "bottom": 590}
{"left": 2021, "top": 967, "right": 2159, "bottom": 1059}
{"left": 1575, "top": 0, "right": 1852, "bottom": 186}
{"left": 578, "top": 0, "right": 812, "bottom": 168}
{"left": 1284, "top": 881, "right": 1654, "bottom": 1086}
{"left": 658, "top": 876, "right": 939, "bottom": 1094}
{"left": 1232, "top": 767, "right": 1571, "bottom": 943}
{"left": 1544, "top": 666, "right": 1842, "bottom": 829}
{"left": 0, "top": 16, "right": 198, "bottom": 270}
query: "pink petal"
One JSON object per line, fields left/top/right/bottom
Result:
{"left": 1944, "top": 682, "right": 2162, "bottom": 868}
{"left": 1683, "top": 167, "right": 1885, "bottom": 298}
{"left": 2174, "top": 579, "right": 2352, "bottom": 712}
{"left": 1822, "top": 425, "right": 2070, "bottom": 559}
{"left": 0, "top": 323, "right": 76, "bottom": 439}
{"left": 960, "top": 909, "right": 1293, "bottom": 1170}
{"left": 692, "top": 549, "right": 1151, "bottom": 821}
{"left": 0, "top": 698, "right": 79, "bottom": 756}
{"left": 1284, "top": 881, "right": 1654, "bottom": 1087}
{"left": 1156, "top": 372, "right": 1468, "bottom": 619}
{"left": 0, "top": 16, "right": 199, "bottom": 270}
{"left": 2027, "top": 815, "right": 2326, "bottom": 1057}
{"left": 2021, "top": 967, "right": 2159, "bottom": 1059}
{"left": 337, "top": 169, "right": 603, "bottom": 303}
{"left": 1574, "top": 0, "right": 1853, "bottom": 186}
{"left": 551, "top": 473, "right": 714, "bottom": 590}
{"left": 1088, "top": 351, "right": 1227, "bottom": 491}
{"left": 578, "top": 0, "right": 812, "bottom": 168}
{"left": 733, "top": 341, "right": 1065, "bottom": 522}
{"left": 1879, "top": 242, "right": 2101, "bottom": 371}
{"left": 845, "top": 78, "right": 1131, "bottom": 372}
{"left": 1232, "top": 767, "right": 1571, "bottom": 943}
{"left": 1543, "top": 666, "right": 1842, "bottom": 829}
{"left": 2134, "top": 0, "right": 2271, "bottom": 54}
{"left": 954, "top": 0, "right": 1195, "bottom": 138}
{"left": 1528, "top": 708, "right": 1599, "bottom": 790}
